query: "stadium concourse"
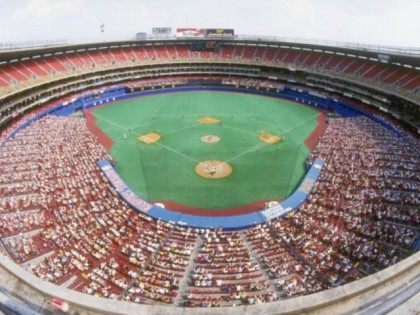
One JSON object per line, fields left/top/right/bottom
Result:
{"left": 0, "top": 37, "right": 418, "bottom": 314}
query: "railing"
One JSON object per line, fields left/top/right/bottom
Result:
{"left": 235, "top": 35, "right": 420, "bottom": 56}
{"left": 1, "top": 35, "right": 419, "bottom": 56}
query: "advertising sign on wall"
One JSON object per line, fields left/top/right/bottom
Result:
{"left": 176, "top": 28, "right": 205, "bottom": 37}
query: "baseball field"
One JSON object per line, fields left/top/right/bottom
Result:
{"left": 89, "top": 90, "right": 323, "bottom": 213}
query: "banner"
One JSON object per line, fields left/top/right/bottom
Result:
{"left": 152, "top": 27, "right": 172, "bottom": 35}
{"left": 176, "top": 28, "right": 205, "bottom": 38}
{"left": 176, "top": 28, "right": 234, "bottom": 38}
{"left": 205, "top": 28, "right": 234, "bottom": 38}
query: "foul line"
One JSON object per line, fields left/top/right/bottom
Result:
{"left": 90, "top": 110, "right": 201, "bottom": 164}
{"left": 130, "top": 118, "right": 169, "bottom": 132}
{"left": 283, "top": 113, "right": 319, "bottom": 134}
{"left": 222, "top": 124, "right": 256, "bottom": 136}
{"left": 222, "top": 142, "right": 267, "bottom": 165}
{"left": 161, "top": 122, "right": 200, "bottom": 136}
{"left": 148, "top": 140, "right": 201, "bottom": 164}
{"left": 89, "top": 111, "right": 129, "bottom": 131}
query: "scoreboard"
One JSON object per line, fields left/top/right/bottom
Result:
{"left": 189, "top": 41, "right": 221, "bottom": 51}
{"left": 152, "top": 27, "right": 172, "bottom": 35}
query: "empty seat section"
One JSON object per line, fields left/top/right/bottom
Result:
{"left": 323, "top": 55, "right": 344, "bottom": 70}
{"left": 79, "top": 53, "right": 94, "bottom": 66}
{"left": 0, "top": 65, "right": 28, "bottom": 81}
{"left": 86, "top": 51, "right": 108, "bottom": 65}
{"left": 47, "top": 57, "right": 67, "bottom": 71}
{"left": 294, "top": 51, "right": 311, "bottom": 65}
{"left": 144, "top": 46, "right": 157, "bottom": 59}
{"left": 35, "top": 59, "right": 57, "bottom": 74}
{"left": 66, "top": 54, "right": 86, "bottom": 68}
{"left": 369, "top": 66, "right": 392, "bottom": 81}
{"left": 25, "top": 60, "right": 50, "bottom": 76}
{"left": 401, "top": 75, "right": 420, "bottom": 90}
{"left": 335, "top": 58, "right": 353, "bottom": 72}
{"left": 282, "top": 50, "right": 299, "bottom": 64}
{"left": 254, "top": 47, "right": 266, "bottom": 60}
{"left": 199, "top": 51, "right": 213, "bottom": 59}
{"left": 232, "top": 46, "right": 244, "bottom": 58}
{"left": 12, "top": 63, "right": 36, "bottom": 79}
{"left": 354, "top": 61, "right": 374, "bottom": 76}
{"left": 382, "top": 69, "right": 408, "bottom": 84}
{"left": 0, "top": 71, "right": 13, "bottom": 85}
{"left": 221, "top": 46, "right": 234, "bottom": 59}
{"left": 242, "top": 46, "right": 256, "bottom": 59}
{"left": 262, "top": 47, "right": 277, "bottom": 62}
{"left": 98, "top": 50, "right": 112, "bottom": 63}
{"left": 130, "top": 47, "right": 147, "bottom": 60}
{"left": 394, "top": 71, "right": 417, "bottom": 86}
{"left": 343, "top": 59, "right": 364, "bottom": 74}
{"left": 273, "top": 49, "right": 289, "bottom": 62}
{"left": 363, "top": 63, "right": 387, "bottom": 79}
{"left": 75, "top": 53, "right": 90, "bottom": 67}
{"left": 302, "top": 52, "right": 322, "bottom": 67}
{"left": 123, "top": 48, "right": 137, "bottom": 62}
{"left": 317, "top": 54, "right": 335, "bottom": 69}
{"left": 109, "top": 49, "right": 127, "bottom": 62}
{"left": 332, "top": 57, "right": 351, "bottom": 72}
{"left": 153, "top": 46, "right": 168, "bottom": 59}
{"left": 164, "top": 45, "right": 177, "bottom": 59}
{"left": 175, "top": 45, "right": 190, "bottom": 58}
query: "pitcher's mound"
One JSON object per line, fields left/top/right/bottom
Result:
{"left": 138, "top": 132, "right": 161, "bottom": 144}
{"left": 201, "top": 135, "right": 220, "bottom": 144}
{"left": 259, "top": 131, "right": 283, "bottom": 144}
{"left": 195, "top": 160, "right": 232, "bottom": 179}
{"left": 197, "top": 117, "right": 221, "bottom": 124}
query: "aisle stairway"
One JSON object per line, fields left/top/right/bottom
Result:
{"left": 173, "top": 236, "right": 202, "bottom": 306}
{"left": 239, "top": 232, "right": 279, "bottom": 295}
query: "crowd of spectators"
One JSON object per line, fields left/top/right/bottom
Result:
{"left": 0, "top": 103, "right": 418, "bottom": 308}
{"left": 184, "top": 230, "right": 278, "bottom": 307}
{"left": 222, "top": 78, "right": 284, "bottom": 90}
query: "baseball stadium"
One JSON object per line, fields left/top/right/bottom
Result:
{"left": 0, "top": 3, "right": 419, "bottom": 315}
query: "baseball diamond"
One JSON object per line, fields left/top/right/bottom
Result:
{"left": 90, "top": 90, "right": 322, "bottom": 212}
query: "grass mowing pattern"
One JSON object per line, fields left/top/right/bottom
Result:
{"left": 92, "top": 91, "right": 320, "bottom": 211}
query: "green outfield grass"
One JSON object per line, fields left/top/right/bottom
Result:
{"left": 92, "top": 91, "right": 320, "bottom": 210}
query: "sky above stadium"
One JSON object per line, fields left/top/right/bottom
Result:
{"left": 0, "top": 0, "right": 419, "bottom": 47}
